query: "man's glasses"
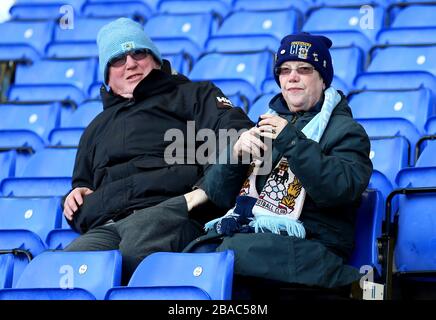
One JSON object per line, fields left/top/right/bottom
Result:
{"left": 109, "top": 49, "right": 150, "bottom": 68}
{"left": 274, "top": 65, "right": 315, "bottom": 76}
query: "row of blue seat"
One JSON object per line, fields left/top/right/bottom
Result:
{"left": 0, "top": 249, "right": 235, "bottom": 300}
{"left": 9, "top": 0, "right": 432, "bottom": 21}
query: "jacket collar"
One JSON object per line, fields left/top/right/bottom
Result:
{"left": 100, "top": 69, "right": 189, "bottom": 110}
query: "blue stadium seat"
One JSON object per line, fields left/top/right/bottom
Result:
{"left": 0, "top": 20, "right": 54, "bottom": 62}
{"left": 206, "top": 9, "right": 299, "bottom": 53}
{"left": 87, "top": 0, "right": 160, "bottom": 11}
{"left": 0, "top": 254, "right": 14, "bottom": 289}
{"left": 0, "top": 103, "right": 61, "bottom": 145}
{"left": 331, "top": 75, "right": 349, "bottom": 95}
{"left": 247, "top": 93, "right": 275, "bottom": 122}
{"left": 349, "top": 189, "right": 384, "bottom": 277}
{"left": 0, "top": 197, "right": 61, "bottom": 286}
{"left": 377, "top": 28, "right": 436, "bottom": 46}
{"left": 426, "top": 117, "right": 436, "bottom": 135}
{"left": 106, "top": 250, "right": 234, "bottom": 300}
{"left": 303, "top": 7, "right": 385, "bottom": 43}
{"left": 46, "top": 18, "right": 114, "bottom": 59}
{"left": 390, "top": 4, "right": 436, "bottom": 28}
{"left": 162, "top": 52, "right": 191, "bottom": 75}
{"left": 367, "top": 45, "right": 436, "bottom": 76}
{"left": 0, "top": 151, "right": 16, "bottom": 186}
{"left": 10, "top": 0, "right": 87, "bottom": 20}
{"left": 158, "top": 0, "right": 231, "bottom": 18}
{"left": 309, "top": 30, "right": 373, "bottom": 54}
{"left": 144, "top": 13, "right": 215, "bottom": 61}
{"left": 354, "top": 71, "right": 436, "bottom": 96}
{"left": 261, "top": 78, "right": 279, "bottom": 95}
{"left": 367, "top": 136, "right": 409, "bottom": 213}
{"left": 0, "top": 197, "right": 62, "bottom": 245}
{"left": 349, "top": 88, "right": 435, "bottom": 135}
{"left": 8, "top": 59, "right": 97, "bottom": 104}
{"left": 233, "top": 0, "right": 310, "bottom": 14}
{"left": 314, "top": 0, "right": 392, "bottom": 7}
{"left": 46, "top": 212, "right": 80, "bottom": 250}
{"left": 0, "top": 148, "right": 77, "bottom": 197}
{"left": 49, "top": 100, "right": 102, "bottom": 147}
{"left": 0, "top": 250, "right": 122, "bottom": 300}
{"left": 330, "top": 46, "right": 364, "bottom": 90}
{"left": 82, "top": 1, "right": 152, "bottom": 21}
{"left": 189, "top": 51, "right": 273, "bottom": 104}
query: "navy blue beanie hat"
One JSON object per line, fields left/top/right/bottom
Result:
{"left": 97, "top": 17, "right": 162, "bottom": 85}
{"left": 274, "top": 32, "right": 333, "bottom": 88}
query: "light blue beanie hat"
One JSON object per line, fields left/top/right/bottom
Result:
{"left": 97, "top": 17, "right": 162, "bottom": 84}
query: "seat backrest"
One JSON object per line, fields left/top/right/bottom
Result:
{"left": 60, "top": 100, "right": 103, "bottom": 128}
{"left": 426, "top": 117, "right": 436, "bottom": 135}
{"left": 145, "top": 13, "right": 214, "bottom": 50}
{"left": 158, "top": 0, "right": 231, "bottom": 18}
{"left": 0, "top": 151, "right": 16, "bottom": 185}
{"left": 330, "top": 46, "right": 363, "bottom": 89}
{"left": 0, "top": 254, "right": 14, "bottom": 289}
{"left": 377, "top": 28, "right": 436, "bottom": 46}
{"left": 15, "top": 250, "right": 122, "bottom": 300}
{"left": 415, "top": 140, "right": 436, "bottom": 167}
{"left": 10, "top": 0, "right": 86, "bottom": 20}
{"left": 0, "top": 197, "right": 61, "bottom": 242}
{"left": 0, "top": 103, "right": 61, "bottom": 142}
{"left": 391, "top": 4, "right": 436, "bottom": 28}
{"left": 0, "top": 20, "right": 54, "bottom": 57}
{"left": 367, "top": 45, "right": 436, "bottom": 76}
{"left": 233, "top": 0, "right": 309, "bottom": 14}
{"left": 349, "top": 88, "right": 435, "bottom": 135}
{"left": 189, "top": 51, "right": 272, "bottom": 95}
{"left": 303, "top": 7, "right": 385, "bottom": 42}
{"left": 215, "top": 9, "right": 299, "bottom": 41}
{"left": 128, "top": 250, "right": 234, "bottom": 300}
{"left": 247, "top": 93, "right": 275, "bottom": 122}
{"left": 82, "top": 1, "right": 152, "bottom": 20}
{"left": 16, "top": 148, "right": 77, "bottom": 178}
{"left": 13, "top": 58, "right": 97, "bottom": 93}
{"left": 349, "top": 189, "right": 384, "bottom": 276}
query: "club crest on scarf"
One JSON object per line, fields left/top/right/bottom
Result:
{"left": 256, "top": 159, "right": 305, "bottom": 219}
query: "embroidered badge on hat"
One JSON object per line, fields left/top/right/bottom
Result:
{"left": 121, "top": 41, "right": 135, "bottom": 51}
{"left": 290, "top": 41, "right": 311, "bottom": 60}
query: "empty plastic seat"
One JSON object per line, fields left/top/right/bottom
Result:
{"left": 261, "top": 78, "right": 280, "bottom": 94}
{"left": 0, "top": 151, "right": 16, "bottom": 186}
{"left": 367, "top": 45, "right": 436, "bottom": 76}
{"left": 349, "top": 88, "right": 436, "bottom": 135}
{"left": 206, "top": 9, "right": 299, "bottom": 53}
{"left": 426, "top": 117, "right": 436, "bottom": 134}
{"left": 303, "top": 7, "right": 385, "bottom": 42}
{"left": 8, "top": 59, "right": 97, "bottom": 104}
{"left": 1, "top": 148, "right": 77, "bottom": 197}
{"left": 158, "top": 0, "right": 231, "bottom": 18}
{"left": 367, "top": 137, "right": 409, "bottom": 209}
{"left": 46, "top": 211, "right": 80, "bottom": 250}
{"left": 0, "top": 254, "right": 14, "bottom": 289}
{"left": 309, "top": 30, "right": 372, "bottom": 54}
{"left": 390, "top": 5, "right": 436, "bottom": 28}
{"left": 330, "top": 46, "right": 364, "bottom": 90}
{"left": 49, "top": 100, "right": 102, "bottom": 147}
{"left": 0, "top": 250, "right": 122, "bottom": 300}
{"left": 189, "top": 51, "right": 273, "bottom": 103}
{"left": 314, "top": 0, "right": 391, "bottom": 7}
{"left": 10, "top": 0, "right": 86, "bottom": 20}
{"left": 162, "top": 52, "right": 191, "bottom": 75}
{"left": 46, "top": 18, "right": 114, "bottom": 59}
{"left": 82, "top": 1, "right": 151, "bottom": 21}
{"left": 144, "top": 13, "right": 214, "bottom": 61}
{"left": 0, "top": 20, "right": 54, "bottom": 62}
{"left": 349, "top": 189, "right": 384, "bottom": 277}
{"left": 233, "top": 0, "right": 310, "bottom": 14}
{"left": 354, "top": 71, "right": 436, "bottom": 95}
{"left": 247, "top": 93, "right": 275, "bottom": 122}
{"left": 0, "top": 197, "right": 61, "bottom": 245}
{"left": 106, "top": 250, "right": 234, "bottom": 300}
{"left": 0, "top": 103, "right": 61, "bottom": 144}
{"left": 377, "top": 28, "right": 436, "bottom": 46}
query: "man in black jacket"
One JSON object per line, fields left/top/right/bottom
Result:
{"left": 62, "top": 17, "right": 253, "bottom": 282}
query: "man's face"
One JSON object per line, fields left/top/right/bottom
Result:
{"left": 108, "top": 50, "right": 160, "bottom": 98}
{"left": 278, "top": 61, "right": 326, "bottom": 112}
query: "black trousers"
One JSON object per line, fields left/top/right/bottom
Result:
{"left": 64, "top": 196, "right": 204, "bottom": 285}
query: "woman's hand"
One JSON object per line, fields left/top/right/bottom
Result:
{"left": 232, "top": 127, "right": 267, "bottom": 161}
{"left": 258, "top": 114, "right": 288, "bottom": 140}
{"left": 184, "top": 188, "right": 209, "bottom": 212}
